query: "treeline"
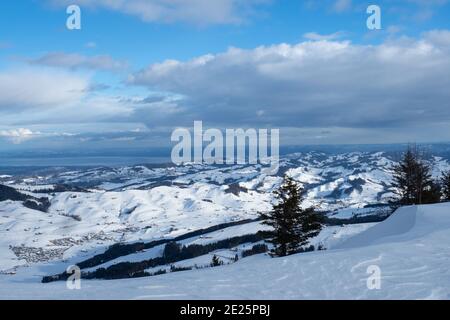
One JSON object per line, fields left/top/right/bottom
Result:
{"left": 392, "top": 145, "right": 450, "bottom": 206}
{"left": 74, "top": 218, "right": 260, "bottom": 270}
{"left": 241, "top": 244, "right": 268, "bottom": 258}
{"left": 324, "top": 212, "right": 391, "bottom": 226}
{"left": 32, "top": 184, "right": 88, "bottom": 194}
{"left": 42, "top": 232, "right": 267, "bottom": 282}
{"left": 0, "top": 184, "right": 50, "bottom": 212}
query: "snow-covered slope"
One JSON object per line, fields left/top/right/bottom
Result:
{"left": 0, "top": 203, "right": 449, "bottom": 299}
{"left": 337, "top": 203, "right": 450, "bottom": 249}
{"left": 0, "top": 185, "right": 272, "bottom": 273}
{"left": 4, "top": 151, "right": 448, "bottom": 211}
{"left": 0, "top": 151, "right": 448, "bottom": 274}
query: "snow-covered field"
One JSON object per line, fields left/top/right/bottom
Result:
{"left": 0, "top": 203, "right": 449, "bottom": 299}
{"left": 0, "top": 151, "right": 449, "bottom": 299}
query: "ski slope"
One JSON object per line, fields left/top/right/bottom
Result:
{"left": 0, "top": 203, "right": 449, "bottom": 299}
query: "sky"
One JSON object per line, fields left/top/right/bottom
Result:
{"left": 0, "top": 0, "right": 450, "bottom": 154}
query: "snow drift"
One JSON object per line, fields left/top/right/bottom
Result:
{"left": 337, "top": 204, "right": 450, "bottom": 249}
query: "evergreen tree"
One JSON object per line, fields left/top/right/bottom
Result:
{"left": 210, "top": 255, "right": 222, "bottom": 267}
{"left": 391, "top": 145, "right": 419, "bottom": 205}
{"left": 260, "top": 175, "right": 323, "bottom": 257}
{"left": 391, "top": 145, "right": 440, "bottom": 205}
{"left": 441, "top": 171, "right": 450, "bottom": 201}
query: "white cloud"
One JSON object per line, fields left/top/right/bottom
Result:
{"left": 0, "top": 128, "right": 39, "bottom": 144}
{"left": 0, "top": 127, "right": 80, "bottom": 144}
{"left": 49, "top": 0, "right": 270, "bottom": 25}
{"left": 29, "top": 52, "right": 128, "bottom": 72}
{"left": 0, "top": 67, "right": 136, "bottom": 126}
{"left": 130, "top": 31, "right": 450, "bottom": 138}
{"left": 424, "top": 29, "right": 450, "bottom": 46}
{"left": 0, "top": 69, "right": 88, "bottom": 111}
{"left": 303, "top": 31, "right": 346, "bottom": 41}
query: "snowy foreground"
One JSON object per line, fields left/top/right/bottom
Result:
{"left": 0, "top": 203, "right": 449, "bottom": 300}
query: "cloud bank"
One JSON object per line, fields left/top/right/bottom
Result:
{"left": 129, "top": 31, "right": 450, "bottom": 134}
{"left": 3, "top": 30, "right": 450, "bottom": 146}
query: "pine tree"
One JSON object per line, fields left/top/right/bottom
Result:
{"left": 260, "top": 175, "right": 323, "bottom": 257}
{"left": 391, "top": 145, "right": 440, "bottom": 205}
{"left": 441, "top": 171, "right": 450, "bottom": 201}
{"left": 391, "top": 145, "right": 419, "bottom": 205}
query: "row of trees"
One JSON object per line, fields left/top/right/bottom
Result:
{"left": 392, "top": 145, "right": 450, "bottom": 205}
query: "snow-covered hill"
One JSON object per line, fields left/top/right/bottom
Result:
{"left": 0, "top": 203, "right": 449, "bottom": 299}
{"left": 0, "top": 151, "right": 448, "bottom": 274}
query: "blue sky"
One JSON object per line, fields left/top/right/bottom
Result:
{"left": 1, "top": 0, "right": 450, "bottom": 153}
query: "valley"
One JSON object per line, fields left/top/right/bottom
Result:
{"left": 0, "top": 149, "right": 449, "bottom": 299}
